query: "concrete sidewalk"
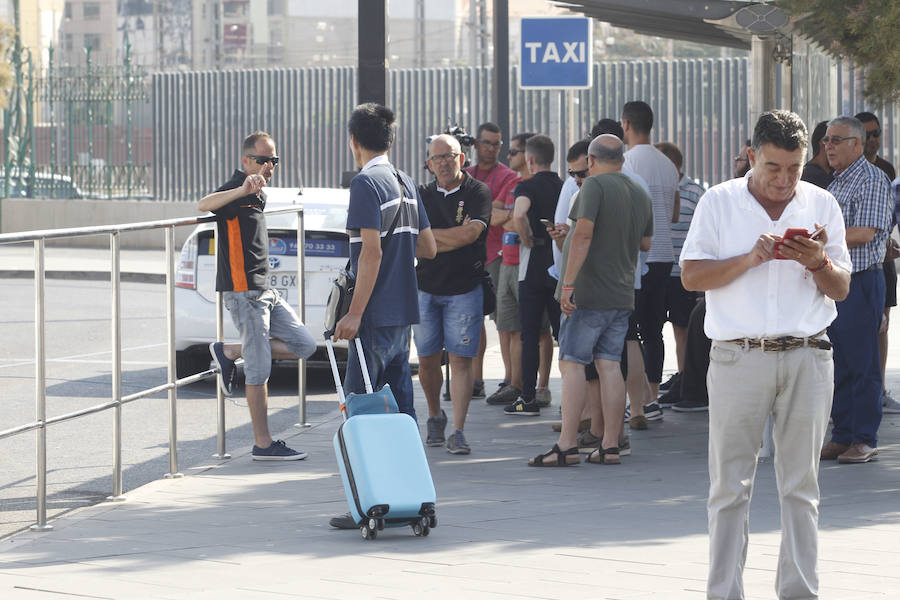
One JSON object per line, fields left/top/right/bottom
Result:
{"left": 1, "top": 354, "right": 899, "bottom": 599}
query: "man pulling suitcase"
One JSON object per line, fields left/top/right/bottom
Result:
{"left": 328, "top": 103, "right": 436, "bottom": 530}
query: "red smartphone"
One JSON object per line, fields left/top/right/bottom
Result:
{"left": 773, "top": 227, "right": 812, "bottom": 259}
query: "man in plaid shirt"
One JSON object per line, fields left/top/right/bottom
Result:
{"left": 822, "top": 116, "right": 894, "bottom": 464}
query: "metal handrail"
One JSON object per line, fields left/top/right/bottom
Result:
{"left": 0, "top": 206, "right": 307, "bottom": 531}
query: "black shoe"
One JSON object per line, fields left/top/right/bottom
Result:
{"left": 659, "top": 372, "right": 681, "bottom": 392}
{"left": 672, "top": 398, "right": 709, "bottom": 412}
{"left": 504, "top": 397, "right": 540, "bottom": 416}
{"left": 643, "top": 402, "right": 663, "bottom": 421}
{"left": 209, "top": 342, "right": 236, "bottom": 396}
{"left": 472, "top": 379, "right": 486, "bottom": 398}
{"left": 658, "top": 385, "right": 681, "bottom": 406}
{"left": 329, "top": 512, "right": 358, "bottom": 529}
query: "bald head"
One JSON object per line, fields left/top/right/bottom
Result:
{"left": 588, "top": 134, "right": 625, "bottom": 165}
{"left": 428, "top": 134, "right": 461, "bottom": 157}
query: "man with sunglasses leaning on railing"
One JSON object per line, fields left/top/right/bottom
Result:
{"left": 199, "top": 130, "right": 317, "bottom": 461}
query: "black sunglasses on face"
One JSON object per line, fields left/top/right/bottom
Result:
{"left": 866, "top": 129, "right": 882, "bottom": 139}
{"left": 568, "top": 168, "right": 589, "bottom": 178}
{"left": 246, "top": 154, "right": 279, "bottom": 166}
{"left": 508, "top": 148, "right": 523, "bottom": 156}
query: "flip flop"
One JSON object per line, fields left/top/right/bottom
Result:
{"left": 529, "top": 443, "right": 580, "bottom": 467}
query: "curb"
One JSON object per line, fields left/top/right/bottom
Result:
{"left": 0, "top": 270, "right": 165, "bottom": 284}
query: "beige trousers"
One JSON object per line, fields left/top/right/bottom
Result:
{"left": 706, "top": 340, "right": 833, "bottom": 600}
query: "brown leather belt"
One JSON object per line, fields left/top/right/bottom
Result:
{"left": 724, "top": 331, "right": 832, "bottom": 352}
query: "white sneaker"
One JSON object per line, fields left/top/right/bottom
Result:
{"left": 883, "top": 391, "right": 900, "bottom": 414}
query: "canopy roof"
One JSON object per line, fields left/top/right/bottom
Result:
{"left": 551, "top": 1, "right": 794, "bottom": 50}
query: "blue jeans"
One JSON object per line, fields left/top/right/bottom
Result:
{"left": 828, "top": 268, "right": 884, "bottom": 447}
{"left": 558, "top": 308, "right": 631, "bottom": 364}
{"left": 413, "top": 287, "right": 483, "bottom": 358}
{"left": 344, "top": 321, "right": 416, "bottom": 422}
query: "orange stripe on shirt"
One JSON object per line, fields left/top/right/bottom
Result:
{"left": 226, "top": 217, "right": 248, "bottom": 291}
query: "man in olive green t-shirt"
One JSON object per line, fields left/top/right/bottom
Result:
{"left": 529, "top": 134, "right": 653, "bottom": 467}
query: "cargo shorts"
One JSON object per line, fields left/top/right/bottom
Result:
{"left": 223, "top": 288, "right": 316, "bottom": 385}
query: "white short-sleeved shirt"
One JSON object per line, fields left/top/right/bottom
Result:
{"left": 624, "top": 144, "right": 680, "bottom": 263}
{"left": 680, "top": 177, "right": 851, "bottom": 340}
{"left": 550, "top": 168, "right": 650, "bottom": 289}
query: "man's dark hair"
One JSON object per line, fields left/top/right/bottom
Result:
{"left": 348, "top": 103, "right": 395, "bottom": 152}
{"left": 476, "top": 122, "right": 501, "bottom": 138}
{"left": 622, "top": 101, "right": 654, "bottom": 134}
{"left": 654, "top": 141, "right": 683, "bottom": 170}
{"left": 854, "top": 111, "right": 880, "bottom": 127}
{"left": 511, "top": 132, "right": 535, "bottom": 147}
{"left": 590, "top": 118, "right": 624, "bottom": 141}
{"left": 242, "top": 131, "right": 273, "bottom": 154}
{"left": 810, "top": 121, "right": 829, "bottom": 157}
{"left": 566, "top": 140, "right": 590, "bottom": 163}
{"left": 751, "top": 110, "right": 808, "bottom": 153}
{"left": 525, "top": 134, "right": 554, "bottom": 166}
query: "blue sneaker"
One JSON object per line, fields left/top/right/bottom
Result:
{"left": 252, "top": 440, "right": 308, "bottom": 461}
{"left": 209, "top": 342, "right": 235, "bottom": 396}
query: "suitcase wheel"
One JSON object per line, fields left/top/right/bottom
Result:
{"left": 361, "top": 524, "right": 377, "bottom": 540}
{"left": 412, "top": 516, "right": 431, "bottom": 537}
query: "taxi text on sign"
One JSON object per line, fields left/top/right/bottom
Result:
{"left": 519, "top": 17, "right": 592, "bottom": 90}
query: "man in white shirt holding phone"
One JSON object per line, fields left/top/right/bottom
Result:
{"left": 681, "top": 110, "right": 851, "bottom": 600}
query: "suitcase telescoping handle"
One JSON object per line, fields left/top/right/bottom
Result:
{"left": 325, "top": 337, "right": 373, "bottom": 422}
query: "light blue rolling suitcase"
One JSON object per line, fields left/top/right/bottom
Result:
{"left": 326, "top": 338, "right": 437, "bottom": 540}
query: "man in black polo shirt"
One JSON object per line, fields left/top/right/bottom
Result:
{"left": 505, "top": 134, "right": 563, "bottom": 416}
{"left": 198, "top": 130, "right": 316, "bottom": 461}
{"left": 416, "top": 134, "right": 492, "bottom": 455}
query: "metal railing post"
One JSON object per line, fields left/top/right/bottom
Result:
{"left": 212, "top": 227, "right": 230, "bottom": 460}
{"left": 30, "top": 239, "right": 52, "bottom": 532}
{"left": 108, "top": 232, "right": 126, "bottom": 501}
{"left": 295, "top": 208, "right": 310, "bottom": 428}
{"left": 164, "top": 226, "right": 183, "bottom": 478}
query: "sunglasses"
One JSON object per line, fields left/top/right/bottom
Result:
{"left": 568, "top": 168, "right": 589, "bottom": 178}
{"left": 866, "top": 129, "right": 882, "bottom": 139}
{"left": 508, "top": 148, "right": 523, "bottom": 156}
{"left": 822, "top": 135, "right": 856, "bottom": 146}
{"left": 246, "top": 154, "right": 279, "bottom": 166}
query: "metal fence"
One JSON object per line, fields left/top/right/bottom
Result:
{"left": 2, "top": 42, "right": 153, "bottom": 201}
{"left": 0, "top": 207, "right": 310, "bottom": 531}
{"left": 152, "top": 58, "right": 752, "bottom": 200}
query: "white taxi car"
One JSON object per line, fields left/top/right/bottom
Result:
{"left": 174, "top": 187, "right": 350, "bottom": 377}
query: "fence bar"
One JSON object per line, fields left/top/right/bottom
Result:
{"left": 108, "top": 232, "right": 126, "bottom": 502}
{"left": 213, "top": 281, "right": 230, "bottom": 459}
{"left": 164, "top": 226, "right": 183, "bottom": 478}
{"left": 30, "top": 239, "right": 52, "bottom": 532}
{"left": 296, "top": 209, "right": 309, "bottom": 428}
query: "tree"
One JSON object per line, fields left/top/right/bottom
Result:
{"left": 779, "top": 0, "right": 900, "bottom": 104}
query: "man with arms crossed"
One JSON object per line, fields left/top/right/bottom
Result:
{"left": 329, "top": 103, "right": 436, "bottom": 530}
{"left": 417, "top": 134, "right": 492, "bottom": 454}
{"left": 681, "top": 110, "right": 850, "bottom": 599}
{"left": 201, "top": 131, "right": 317, "bottom": 460}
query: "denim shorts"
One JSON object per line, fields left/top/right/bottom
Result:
{"left": 558, "top": 308, "right": 631, "bottom": 364}
{"left": 413, "top": 286, "right": 483, "bottom": 358}
{"left": 223, "top": 289, "right": 317, "bottom": 385}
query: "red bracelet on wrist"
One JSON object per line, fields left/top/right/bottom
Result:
{"left": 807, "top": 255, "right": 831, "bottom": 273}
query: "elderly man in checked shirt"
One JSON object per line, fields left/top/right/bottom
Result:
{"left": 821, "top": 116, "right": 894, "bottom": 465}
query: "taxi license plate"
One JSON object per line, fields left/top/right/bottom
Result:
{"left": 269, "top": 273, "right": 298, "bottom": 299}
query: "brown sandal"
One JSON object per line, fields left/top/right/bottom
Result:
{"left": 587, "top": 446, "right": 621, "bottom": 465}
{"left": 529, "top": 443, "right": 580, "bottom": 467}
